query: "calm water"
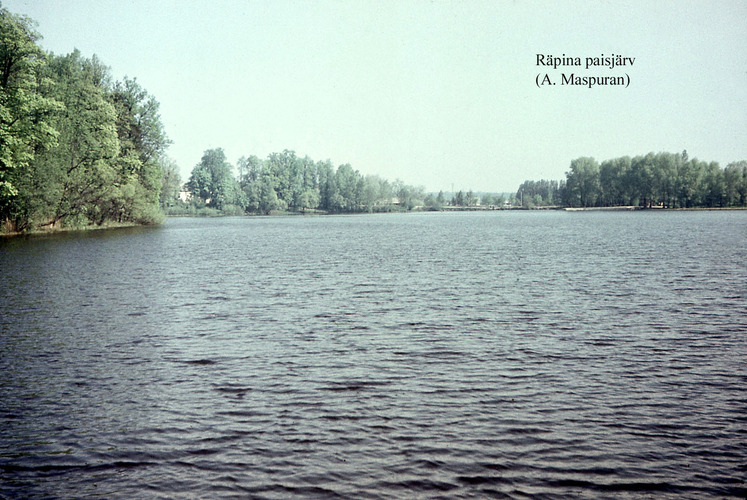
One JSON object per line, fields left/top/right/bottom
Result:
{"left": 1, "top": 211, "right": 745, "bottom": 499}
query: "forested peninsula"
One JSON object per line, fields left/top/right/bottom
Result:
{"left": 1, "top": 6, "right": 174, "bottom": 233}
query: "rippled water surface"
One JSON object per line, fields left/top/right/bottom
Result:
{"left": 1, "top": 211, "right": 746, "bottom": 498}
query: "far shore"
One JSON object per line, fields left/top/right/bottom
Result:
{"left": 562, "top": 206, "right": 747, "bottom": 212}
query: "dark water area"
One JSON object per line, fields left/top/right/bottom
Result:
{"left": 1, "top": 211, "right": 745, "bottom": 499}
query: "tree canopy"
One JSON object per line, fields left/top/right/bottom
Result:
{"left": 1, "top": 5, "right": 172, "bottom": 232}
{"left": 181, "top": 148, "right": 426, "bottom": 215}
{"left": 516, "top": 151, "right": 746, "bottom": 209}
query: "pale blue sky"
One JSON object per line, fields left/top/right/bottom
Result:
{"left": 5, "top": 0, "right": 746, "bottom": 192}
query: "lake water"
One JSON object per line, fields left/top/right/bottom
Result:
{"left": 1, "top": 211, "right": 745, "bottom": 499}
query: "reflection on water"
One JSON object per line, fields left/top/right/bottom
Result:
{"left": 1, "top": 211, "right": 746, "bottom": 498}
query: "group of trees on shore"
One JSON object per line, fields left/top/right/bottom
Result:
{"left": 179, "top": 148, "right": 429, "bottom": 215}
{"left": 1, "top": 6, "right": 173, "bottom": 232}
{"left": 515, "top": 179, "right": 565, "bottom": 207}
{"left": 180, "top": 148, "right": 522, "bottom": 215}
{"left": 517, "top": 151, "right": 747, "bottom": 209}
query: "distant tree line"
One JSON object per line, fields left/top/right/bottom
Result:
{"left": 182, "top": 148, "right": 429, "bottom": 215}
{"left": 1, "top": 6, "right": 174, "bottom": 232}
{"left": 439, "top": 191, "right": 508, "bottom": 208}
{"left": 516, "top": 179, "right": 565, "bottom": 207}
{"left": 516, "top": 151, "right": 747, "bottom": 208}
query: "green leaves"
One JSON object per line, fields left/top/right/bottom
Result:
{"left": 187, "top": 148, "right": 243, "bottom": 210}
{"left": 187, "top": 147, "right": 423, "bottom": 215}
{"left": 0, "top": 7, "right": 62, "bottom": 226}
{"left": 565, "top": 157, "right": 600, "bottom": 208}
{"left": 0, "top": 6, "right": 170, "bottom": 231}
{"left": 523, "top": 152, "right": 747, "bottom": 209}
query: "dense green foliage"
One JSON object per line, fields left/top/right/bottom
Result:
{"left": 0, "top": 6, "right": 171, "bottom": 232}
{"left": 515, "top": 179, "right": 564, "bottom": 208}
{"left": 517, "top": 151, "right": 747, "bottom": 208}
{"left": 182, "top": 148, "right": 427, "bottom": 215}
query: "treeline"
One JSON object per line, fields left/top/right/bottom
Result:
{"left": 446, "top": 191, "right": 508, "bottom": 208}
{"left": 516, "top": 179, "right": 565, "bottom": 207}
{"left": 179, "top": 148, "right": 429, "bottom": 215}
{"left": 1, "top": 6, "right": 174, "bottom": 232}
{"left": 516, "top": 151, "right": 747, "bottom": 208}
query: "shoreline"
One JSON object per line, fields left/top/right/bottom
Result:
{"left": 1, "top": 221, "right": 156, "bottom": 238}
{"left": 4, "top": 206, "right": 745, "bottom": 238}
{"left": 563, "top": 206, "right": 747, "bottom": 212}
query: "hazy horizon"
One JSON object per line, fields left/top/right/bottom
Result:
{"left": 5, "top": 0, "right": 746, "bottom": 192}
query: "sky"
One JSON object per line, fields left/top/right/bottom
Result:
{"left": 4, "top": 0, "right": 746, "bottom": 192}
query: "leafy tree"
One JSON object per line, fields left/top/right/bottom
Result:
{"left": 676, "top": 158, "right": 701, "bottom": 208}
{"left": 159, "top": 156, "right": 181, "bottom": 209}
{"left": 110, "top": 78, "right": 169, "bottom": 167}
{"left": 0, "top": 6, "right": 61, "bottom": 228}
{"left": 436, "top": 191, "right": 446, "bottom": 206}
{"left": 266, "top": 150, "right": 298, "bottom": 206}
{"left": 466, "top": 190, "right": 476, "bottom": 207}
{"left": 316, "top": 159, "right": 336, "bottom": 211}
{"left": 392, "top": 180, "right": 409, "bottom": 210}
{"left": 653, "top": 152, "right": 677, "bottom": 208}
{"left": 360, "top": 175, "right": 382, "bottom": 212}
{"left": 31, "top": 51, "right": 120, "bottom": 227}
{"left": 724, "top": 161, "right": 747, "bottom": 206}
{"left": 97, "top": 75, "right": 170, "bottom": 223}
{"left": 599, "top": 157, "right": 630, "bottom": 206}
{"left": 335, "top": 163, "right": 360, "bottom": 211}
{"left": 629, "top": 154, "right": 656, "bottom": 207}
{"left": 425, "top": 191, "right": 445, "bottom": 210}
{"left": 187, "top": 148, "right": 242, "bottom": 210}
{"left": 453, "top": 190, "right": 465, "bottom": 206}
{"left": 300, "top": 156, "right": 317, "bottom": 194}
{"left": 108, "top": 77, "right": 170, "bottom": 214}
{"left": 699, "top": 161, "right": 725, "bottom": 208}
{"left": 565, "top": 157, "right": 600, "bottom": 207}
{"left": 295, "top": 188, "right": 318, "bottom": 212}
{"left": 237, "top": 155, "right": 264, "bottom": 212}
{"left": 258, "top": 172, "right": 282, "bottom": 214}
{"left": 237, "top": 154, "right": 263, "bottom": 187}
{"left": 379, "top": 179, "right": 394, "bottom": 210}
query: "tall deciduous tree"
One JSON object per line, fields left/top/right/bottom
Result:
{"left": 187, "top": 148, "right": 243, "bottom": 210}
{"left": 105, "top": 77, "right": 170, "bottom": 223}
{"left": 31, "top": 51, "right": 119, "bottom": 227}
{"left": 159, "top": 156, "right": 181, "bottom": 209}
{"left": 0, "top": 6, "right": 61, "bottom": 227}
{"left": 565, "top": 157, "right": 600, "bottom": 207}
{"left": 724, "top": 161, "right": 747, "bottom": 207}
